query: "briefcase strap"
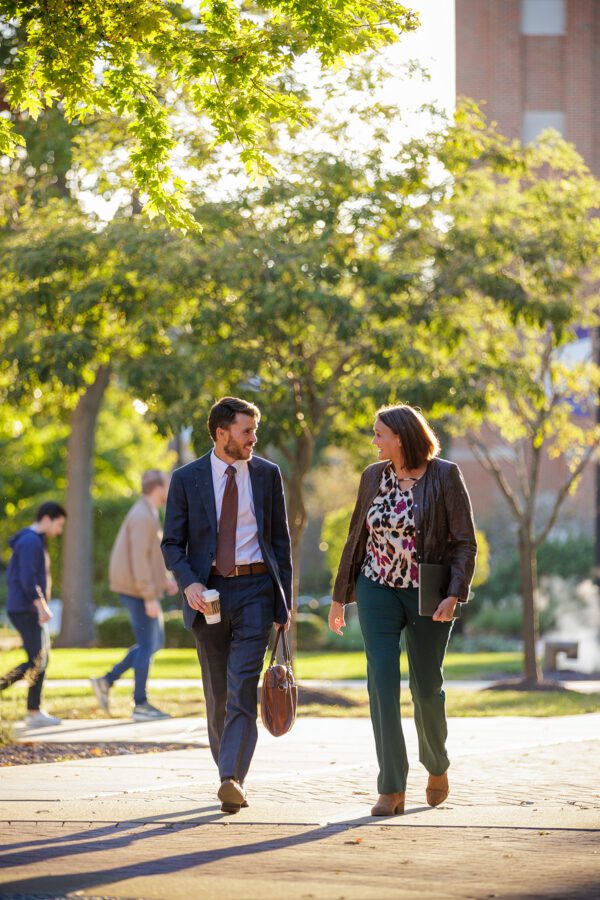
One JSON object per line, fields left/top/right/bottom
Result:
{"left": 268, "top": 627, "right": 293, "bottom": 668}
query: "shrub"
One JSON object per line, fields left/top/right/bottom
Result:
{"left": 475, "top": 535, "right": 593, "bottom": 606}
{"left": 296, "top": 612, "right": 328, "bottom": 651}
{"left": 163, "top": 611, "right": 195, "bottom": 648}
{"left": 95, "top": 609, "right": 195, "bottom": 649}
{"left": 467, "top": 593, "right": 558, "bottom": 637}
{"left": 96, "top": 613, "right": 134, "bottom": 648}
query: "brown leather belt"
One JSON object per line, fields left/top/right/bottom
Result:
{"left": 211, "top": 562, "right": 268, "bottom": 578}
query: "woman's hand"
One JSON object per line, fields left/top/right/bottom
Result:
{"left": 328, "top": 601, "right": 346, "bottom": 636}
{"left": 432, "top": 596, "right": 459, "bottom": 623}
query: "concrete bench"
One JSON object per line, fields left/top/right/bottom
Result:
{"left": 543, "top": 640, "right": 579, "bottom": 672}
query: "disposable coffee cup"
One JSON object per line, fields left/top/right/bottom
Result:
{"left": 203, "top": 589, "right": 221, "bottom": 624}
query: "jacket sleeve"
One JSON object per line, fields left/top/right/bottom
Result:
{"left": 444, "top": 463, "right": 478, "bottom": 601}
{"left": 17, "top": 534, "right": 46, "bottom": 603}
{"left": 161, "top": 471, "right": 199, "bottom": 591}
{"left": 332, "top": 470, "right": 367, "bottom": 605}
{"left": 270, "top": 466, "right": 293, "bottom": 611}
{"left": 129, "top": 514, "right": 161, "bottom": 603}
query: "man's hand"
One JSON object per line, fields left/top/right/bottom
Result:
{"left": 165, "top": 576, "right": 179, "bottom": 597}
{"left": 144, "top": 599, "right": 162, "bottom": 619}
{"left": 275, "top": 610, "right": 292, "bottom": 632}
{"left": 328, "top": 600, "right": 346, "bottom": 636}
{"left": 184, "top": 582, "right": 208, "bottom": 613}
{"left": 432, "top": 596, "right": 459, "bottom": 622}
{"left": 34, "top": 598, "right": 52, "bottom": 625}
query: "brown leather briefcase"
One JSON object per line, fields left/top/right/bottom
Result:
{"left": 260, "top": 628, "right": 298, "bottom": 737}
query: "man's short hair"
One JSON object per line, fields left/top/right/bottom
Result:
{"left": 207, "top": 397, "right": 261, "bottom": 441}
{"left": 141, "top": 470, "right": 167, "bottom": 495}
{"left": 35, "top": 501, "right": 67, "bottom": 521}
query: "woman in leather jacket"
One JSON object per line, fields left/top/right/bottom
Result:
{"left": 329, "top": 404, "right": 477, "bottom": 816}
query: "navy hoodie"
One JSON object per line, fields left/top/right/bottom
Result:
{"left": 6, "top": 528, "right": 49, "bottom": 614}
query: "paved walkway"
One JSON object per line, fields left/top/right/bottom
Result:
{"left": 44, "top": 676, "right": 600, "bottom": 693}
{"left": 1, "top": 714, "right": 599, "bottom": 899}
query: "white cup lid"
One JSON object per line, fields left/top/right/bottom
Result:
{"left": 203, "top": 589, "right": 220, "bottom": 601}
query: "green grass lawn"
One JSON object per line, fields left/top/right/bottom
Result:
{"left": 0, "top": 647, "right": 525, "bottom": 682}
{"left": 1, "top": 683, "right": 598, "bottom": 721}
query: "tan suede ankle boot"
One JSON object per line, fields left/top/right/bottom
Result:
{"left": 370, "top": 791, "right": 405, "bottom": 816}
{"left": 426, "top": 772, "right": 449, "bottom": 807}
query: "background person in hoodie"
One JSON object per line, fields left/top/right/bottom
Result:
{"left": 90, "top": 470, "right": 178, "bottom": 721}
{"left": 0, "top": 501, "right": 66, "bottom": 727}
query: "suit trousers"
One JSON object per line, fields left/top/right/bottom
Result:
{"left": 192, "top": 571, "right": 275, "bottom": 783}
{"left": 356, "top": 573, "right": 453, "bottom": 794}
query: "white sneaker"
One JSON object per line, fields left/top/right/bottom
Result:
{"left": 25, "top": 710, "right": 62, "bottom": 728}
{"left": 90, "top": 676, "right": 111, "bottom": 713}
{"left": 132, "top": 703, "right": 171, "bottom": 722}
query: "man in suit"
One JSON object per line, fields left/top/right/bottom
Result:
{"left": 161, "top": 396, "right": 292, "bottom": 813}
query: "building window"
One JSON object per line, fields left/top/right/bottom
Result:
{"left": 522, "top": 110, "right": 565, "bottom": 143}
{"left": 521, "top": 0, "right": 565, "bottom": 35}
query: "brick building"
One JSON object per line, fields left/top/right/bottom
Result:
{"left": 456, "top": 0, "right": 600, "bottom": 175}
{"left": 453, "top": 0, "right": 598, "bottom": 542}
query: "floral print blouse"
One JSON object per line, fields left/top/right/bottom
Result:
{"left": 361, "top": 463, "right": 419, "bottom": 589}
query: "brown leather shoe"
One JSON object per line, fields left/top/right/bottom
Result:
{"left": 426, "top": 772, "right": 449, "bottom": 807}
{"left": 218, "top": 778, "right": 246, "bottom": 814}
{"left": 371, "top": 792, "right": 405, "bottom": 816}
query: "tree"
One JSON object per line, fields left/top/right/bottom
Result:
{"left": 0, "top": 201, "right": 197, "bottom": 642}
{"left": 0, "top": 384, "right": 174, "bottom": 610}
{"left": 134, "top": 130, "right": 438, "bottom": 611}
{"left": 0, "top": 1, "right": 418, "bottom": 228}
{"left": 430, "top": 105, "right": 600, "bottom": 686}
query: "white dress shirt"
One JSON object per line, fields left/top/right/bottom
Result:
{"left": 210, "top": 450, "right": 263, "bottom": 565}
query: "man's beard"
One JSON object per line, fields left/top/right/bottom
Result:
{"left": 224, "top": 437, "right": 251, "bottom": 460}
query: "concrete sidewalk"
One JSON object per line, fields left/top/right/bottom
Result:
{"left": 42, "top": 675, "right": 600, "bottom": 694}
{"left": 1, "top": 714, "right": 599, "bottom": 899}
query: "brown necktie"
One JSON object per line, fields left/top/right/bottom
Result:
{"left": 216, "top": 465, "right": 238, "bottom": 576}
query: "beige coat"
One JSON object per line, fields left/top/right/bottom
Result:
{"left": 109, "top": 497, "right": 168, "bottom": 602}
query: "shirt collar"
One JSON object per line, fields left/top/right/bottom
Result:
{"left": 211, "top": 449, "right": 246, "bottom": 477}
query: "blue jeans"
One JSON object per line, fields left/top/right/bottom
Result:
{"left": 2, "top": 611, "right": 49, "bottom": 711}
{"left": 104, "top": 595, "right": 164, "bottom": 706}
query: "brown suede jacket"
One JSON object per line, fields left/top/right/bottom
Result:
{"left": 332, "top": 457, "right": 478, "bottom": 605}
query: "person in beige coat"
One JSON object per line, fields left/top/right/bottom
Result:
{"left": 90, "top": 471, "right": 178, "bottom": 721}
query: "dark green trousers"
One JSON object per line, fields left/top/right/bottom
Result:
{"left": 356, "top": 573, "right": 453, "bottom": 794}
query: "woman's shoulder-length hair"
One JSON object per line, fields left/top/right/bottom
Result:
{"left": 376, "top": 404, "right": 440, "bottom": 471}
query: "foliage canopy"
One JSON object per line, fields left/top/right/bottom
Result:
{"left": 0, "top": 0, "right": 418, "bottom": 228}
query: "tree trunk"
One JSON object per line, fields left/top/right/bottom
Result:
{"left": 283, "top": 431, "right": 314, "bottom": 657}
{"left": 57, "top": 365, "right": 111, "bottom": 647}
{"left": 287, "top": 472, "right": 307, "bottom": 607}
{"left": 518, "top": 523, "right": 542, "bottom": 686}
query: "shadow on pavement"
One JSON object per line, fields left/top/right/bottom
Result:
{"left": 0, "top": 812, "right": 407, "bottom": 895}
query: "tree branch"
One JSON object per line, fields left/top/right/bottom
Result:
{"left": 467, "top": 431, "right": 524, "bottom": 520}
{"left": 534, "top": 444, "right": 598, "bottom": 547}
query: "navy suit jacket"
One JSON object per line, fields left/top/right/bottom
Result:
{"left": 161, "top": 451, "right": 293, "bottom": 630}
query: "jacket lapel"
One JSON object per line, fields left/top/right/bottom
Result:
{"left": 248, "top": 458, "right": 265, "bottom": 534}
{"left": 193, "top": 452, "right": 218, "bottom": 537}
{"left": 360, "top": 462, "right": 386, "bottom": 517}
